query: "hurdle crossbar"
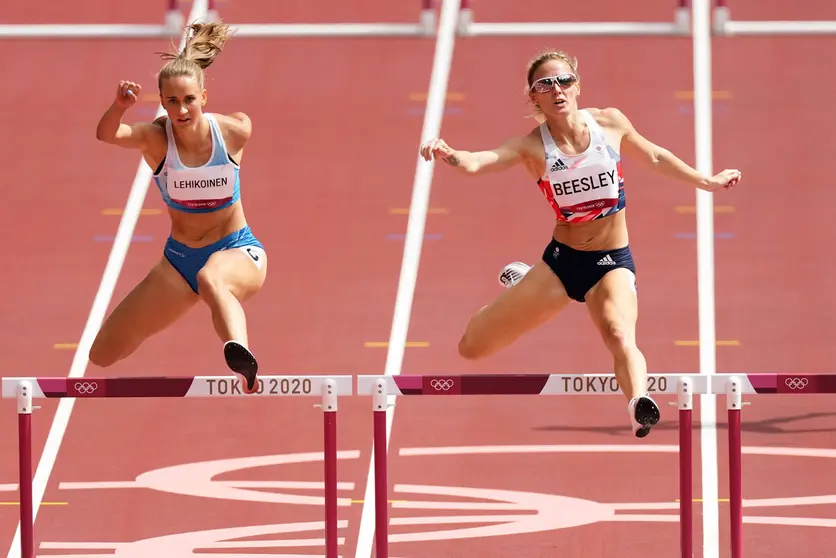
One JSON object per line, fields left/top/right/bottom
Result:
{"left": 209, "top": 0, "right": 436, "bottom": 38}
{"left": 455, "top": 0, "right": 692, "bottom": 37}
{"left": 0, "top": 0, "right": 185, "bottom": 39}
{"left": 4, "top": 374, "right": 352, "bottom": 558}
{"left": 0, "top": 0, "right": 436, "bottom": 39}
{"left": 711, "top": 0, "right": 836, "bottom": 35}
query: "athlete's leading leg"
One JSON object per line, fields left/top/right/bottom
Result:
{"left": 584, "top": 267, "right": 658, "bottom": 437}
{"left": 89, "top": 257, "right": 200, "bottom": 367}
{"left": 458, "top": 261, "right": 570, "bottom": 360}
{"left": 196, "top": 246, "right": 267, "bottom": 393}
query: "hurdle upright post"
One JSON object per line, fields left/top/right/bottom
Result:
{"left": 321, "top": 379, "right": 339, "bottom": 558}
{"left": 17, "top": 380, "right": 34, "bottom": 558}
{"left": 457, "top": 0, "right": 472, "bottom": 34}
{"left": 677, "top": 376, "right": 694, "bottom": 558}
{"left": 725, "top": 376, "right": 744, "bottom": 557}
{"left": 165, "top": 0, "right": 185, "bottom": 34}
{"left": 419, "top": 0, "right": 437, "bottom": 35}
{"left": 372, "top": 378, "right": 390, "bottom": 558}
{"left": 712, "top": 0, "right": 731, "bottom": 33}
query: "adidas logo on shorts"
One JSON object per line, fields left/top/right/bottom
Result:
{"left": 597, "top": 254, "right": 616, "bottom": 266}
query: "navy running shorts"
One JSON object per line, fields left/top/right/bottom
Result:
{"left": 541, "top": 238, "right": 636, "bottom": 302}
{"left": 163, "top": 225, "right": 266, "bottom": 294}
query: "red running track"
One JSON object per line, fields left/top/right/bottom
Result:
{"left": 2, "top": 0, "right": 836, "bottom": 557}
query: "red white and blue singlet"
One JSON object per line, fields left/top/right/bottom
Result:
{"left": 536, "top": 109, "right": 626, "bottom": 223}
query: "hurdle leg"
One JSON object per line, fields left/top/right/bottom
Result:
{"left": 165, "top": 0, "right": 185, "bottom": 32}
{"left": 712, "top": 0, "right": 731, "bottom": 32}
{"left": 675, "top": 0, "right": 691, "bottom": 29}
{"left": 677, "top": 377, "right": 694, "bottom": 557}
{"left": 419, "top": 0, "right": 436, "bottom": 35}
{"left": 17, "top": 381, "right": 34, "bottom": 558}
{"left": 205, "top": 0, "right": 220, "bottom": 22}
{"left": 321, "top": 379, "right": 339, "bottom": 558}
{"left": 726, "top": 376, "right": 744, "bottom": 558}
{"left": 373, "top": 379, "right": 389, "bottom": 558}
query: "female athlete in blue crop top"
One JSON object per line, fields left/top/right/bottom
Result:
{"left": 91, "top": 21, "right": 266, "bottom": 394}
{"left": 420, "top": 50, "right": 742, "bottom": 437}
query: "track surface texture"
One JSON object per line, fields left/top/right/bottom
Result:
{"left": 1, "top": 0, "right": 835, "bottom": 557}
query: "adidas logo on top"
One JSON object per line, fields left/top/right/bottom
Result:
{"left": 597, "top": 254, "right": 615, "bottom": 266}
{"left": 550, "top": 158, "right": 568, "bottom": 172}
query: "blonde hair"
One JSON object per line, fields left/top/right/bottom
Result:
{"left": 156, "top": 21, "right": 233, "bottom": 90}
{"left": 523, "top": 49, "right": 580, "bottom": 122}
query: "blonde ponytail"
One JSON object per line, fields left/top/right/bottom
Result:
{"left": 157, "top": 21, "right": 234, "bottom": 90}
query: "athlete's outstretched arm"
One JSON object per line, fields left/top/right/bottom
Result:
{"left": 96, "top": 80, "right": 161, "bottom": 150}
{"left": 419, "top": 136, "right": 526, "bottom": 175}
{"left": 606, "top": 108, "right": 742, "bottom": 192}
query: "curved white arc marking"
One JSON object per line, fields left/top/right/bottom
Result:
{"left": 606, "top": 514, "right": 680, "bottom": 523}
{"left": 745, "top": 516, "right": 836, "bottom": 528}
{"left": 394, "top": 514, "right": 534, "bottom": 525}
{"left": 41, "top": 521, "right": 349, "bottom": 557}
{"left": 30, "top": 443, "right": 836, "bottom": 555}
{"left": 612, "top": 494, "right": 836, "bottom": 512}
{"left": 608, "top": 502, "right": 679, "bottom": 510}
{"left": 393, "top": 501, "right": 525, "bottom": 510}
{"left": 60, "top": 481, "right": 356, "bottom": 491}
{"left": 388, "top": 484, "right": 614, "bottom": 542}
{"left": 68, "top": 451, "right": 360, "bottom": 505}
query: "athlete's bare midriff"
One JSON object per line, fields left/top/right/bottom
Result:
{"left": 167, "top": 201, "right": 249, "bottom": 247}
{"left": 519, "top": 113, "right": 630, "bottom": 252}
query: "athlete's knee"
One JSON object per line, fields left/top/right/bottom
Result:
{"left": 458, "top": 334, "right": 482, "bottom": 360}
{"left": 458, "top": 327, "right": 495, "bottom": 360}
{"left": 196, "top": 265, "right": 227, "bottom": 301}
{"left": 88, "top": 334, "right": 120, "bottom": 368}
{"left": 600, "top": 320, "right": 635, "bottom": 358}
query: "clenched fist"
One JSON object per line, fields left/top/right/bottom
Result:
{"left": 115, "top": 80, "right": 142, "bottom": 108}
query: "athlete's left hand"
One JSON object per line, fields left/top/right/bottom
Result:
{"left": 706, "top": 169, "right": 742, "bottom": 191}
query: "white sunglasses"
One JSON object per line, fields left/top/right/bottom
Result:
{"left": 529, "top": 73, "right": 578, "bottom": 93}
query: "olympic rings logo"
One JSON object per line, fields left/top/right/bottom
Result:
{"left": 74, "top": 382, "right": 99, "bottom": 394}
{"left": 785, "top": 377, "right": 809, "bottom": 390}
{"left": 430, "top": 379, "right": 454, "bottom": 391}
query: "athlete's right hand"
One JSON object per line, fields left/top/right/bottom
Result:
{"left": 420, "top": 137, "right": 457, "bottom": 162}
{"left": 114, "top": 80, "right": 141, "bottom": 108}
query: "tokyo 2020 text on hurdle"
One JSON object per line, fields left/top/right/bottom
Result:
{"left": 5, "top": 372, "right": 835, "bottom": 558}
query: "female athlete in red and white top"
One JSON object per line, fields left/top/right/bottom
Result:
{"left": 420, "top": 50, "right": 742, "bottom": 438}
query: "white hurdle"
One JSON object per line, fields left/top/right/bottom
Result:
{"left": 5, "top": 1, "right": 835, "bottom": 41}
{"left": 0, "top": 0, "right": 185, "bottom": 39}
{"left": 455, "top": 0, "right": 692, "bottom": 37}
{"left": 0, "top": 0, "right": 436, "bottom": 40}
{"left": 712, "top": 0, "right": 836, "bottom": 36}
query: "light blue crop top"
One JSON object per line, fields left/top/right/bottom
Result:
{"left": 152, "top": 113, "right": 241, "bottom": 214}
